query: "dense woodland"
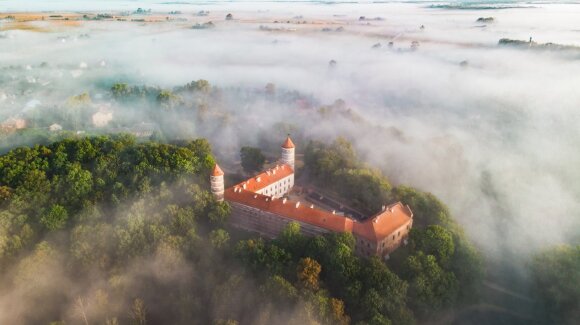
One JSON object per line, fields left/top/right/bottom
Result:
{"left": 0, "top": 135, "right": 576, "bottom": 324}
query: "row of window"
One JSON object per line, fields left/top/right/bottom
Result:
{"left": 262, "top": 178, "right": 292, "bottom": 196}
{"left": 263, "top": 185, "right": 290, "bottom": 196}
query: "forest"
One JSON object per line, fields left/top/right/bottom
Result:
{"left": 0, "top": 136, "right": 576, "bottom": 324}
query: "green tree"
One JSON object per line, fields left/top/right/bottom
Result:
{"left": 410, "top": 225, "right": 454, "bottom": 264}
{"left": 156, "top": 90, "right": 181, "bottom": 109}
{"left": 208, "top": 201, "right": 231, "bottom": 226}
{"left": 235, "top": 239, "right": 291, "bottom": 275}
{"left": 70, "top": 223, "right": 115, "bottom": 269}
{"left": 57, "top": 162, "right": 93, "bottom": 209}
{"left": 530, "top": 244, "right": 580, "bottom": 324}
{"left": 404, "top": 252, "right": 458, "bottom": 314}
{"left": 262, "top": 275, "right": 299, "bottom": 303}
{"left": 277, "top": 221, "right": 305, "bottom": 256}
{"left": 40, "top": 204, "right": 68, "bottom": 230}
{"left": 209, "top": 229, "right": 230, "bottom": 249}
{"left": 181, "top": 79, "right": 211, "bottom": 94}
{"left": 111, "top": 83, "right": 131, "bottom": 99}
{"left": 240, "top": 146, "right": 266, "bottom": 174}
{"left": 357, "top": 257, "right": 413, "bottom": 325}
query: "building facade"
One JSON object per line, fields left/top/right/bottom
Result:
{"left": 211, "top": 136, "right": 413, "bottom": 258}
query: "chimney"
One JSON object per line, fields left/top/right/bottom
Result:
{"left": 256, "top": 176, "right": 261, "bottom": 182}
{"left": 332, "top": 210, "right": 336, "bottom": 215}
{"left": 243, "top": 183, "right": 247, "bottom": 190}
{"left": 283, "top": 198, "right": 287, "bottom": 204}
{"left": 253, "top": 194, "right": 258, "bottom": 199}
{"left": 310, "top": 204, "right": 314, "bottom": 209}
{"left": 295, "top": 201, "right": 301, "bottom": 208}
{"left": 382, "top": 205, "right": 386, "bottom": 211}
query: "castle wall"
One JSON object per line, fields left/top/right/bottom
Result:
{"left": 354, "top": 218, "right": 413, "bottom": 258}
{"left": 229, "top": 201, "right": 412, "bottom": 260}
{"left": 229, "top": 201, "right": 330, "bottom": 239}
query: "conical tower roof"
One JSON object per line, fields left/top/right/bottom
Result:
{"left": 211, "top": 163, "right": 224, "bottom": 176}
{"left": 281, "top": 136, "right": 295, "bottom": 149}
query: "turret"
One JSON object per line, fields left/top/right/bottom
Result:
{"left": 211, "top": 163, "right": 225, "bottom": 201}
{"left": 280, "top": 135, "right": 295, "bottom": 170}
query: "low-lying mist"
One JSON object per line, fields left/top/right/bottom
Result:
{"left": 1, "top": 0, "right": 579, "bottom": 292}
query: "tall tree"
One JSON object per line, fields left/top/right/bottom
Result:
{"left": 240, "top": 146, "right": 266, "bottom": 173}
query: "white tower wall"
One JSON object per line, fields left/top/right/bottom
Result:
{"left": 211, "top": 175, "right": 225, "bottom": 201}
{"left": 281, "top": 147, "right": 295, "bottom": 171}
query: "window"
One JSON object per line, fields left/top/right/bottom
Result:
{"left": 392, "top": 235, "right": 395, "bottom": 240}
{"left": 398, "top": 231, "right": 400, "bottom": 237}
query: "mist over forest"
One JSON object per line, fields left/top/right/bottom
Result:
{"left": 0, "top": 1, "right": 579, "bottom": 324}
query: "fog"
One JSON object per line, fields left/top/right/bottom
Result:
{"left": 1, "top": 0, "right": 579, "bottom": 305}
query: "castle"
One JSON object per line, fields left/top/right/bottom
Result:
{"left": 211, "top": 136, "right": 413, "bottom": 258}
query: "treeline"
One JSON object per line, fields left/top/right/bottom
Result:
{"left": 304, "top": 138, "right": 484, "bottom": 315}
{"left": 0, "top": 135, "right": 486, "bottom": 324}
{"left": 0, "top": 135, "right": 333, "bottom": 324}
{"left": 0, "top": 135, "right": 380, "bottom": 325}
{"left": 0, "top": 135, "right": 221, "bottom": 269}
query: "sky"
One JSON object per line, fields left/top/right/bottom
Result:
{"left": 2, "top": 0, "right": 578, "bottom": 13}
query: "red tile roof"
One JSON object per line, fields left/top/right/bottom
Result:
{"left": 222, "top": 156, "right": 412, "bottom": 242}
{"left": 224, "top": 187, "right": 354, "bottom": 233}
{"left": 212, "top": 164, "right": 224, "bottom": 176}
{"left": 281, "top": 136, "right": 295, "bottom": 149}
{"left": 233, "top": 164, "right": 293, "bottom": 192}
{"left": 225, "top": 184, "right": 412, "bottom": 242}
{"left": 353, "top": 203, "right": 413, "bottom": 241}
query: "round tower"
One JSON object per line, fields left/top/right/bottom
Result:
{"left": 210, "top": 163, "right": 225, "bottom": 201}
{"left": 281, "top": 135, "right": 295, "bottom": 170}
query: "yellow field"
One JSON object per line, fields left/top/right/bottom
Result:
{"left": 0, "top": 13, "right": 85, "bottom": 31}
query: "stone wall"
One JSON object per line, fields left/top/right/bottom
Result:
{"left": 229, "top": 201, "right": 412, "bottom": 259}
{"left": 229, "top": 201, "right": 330, "bottom": 239}
{"left": 354, "top": 219, "right": 413, "bottom": 258}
